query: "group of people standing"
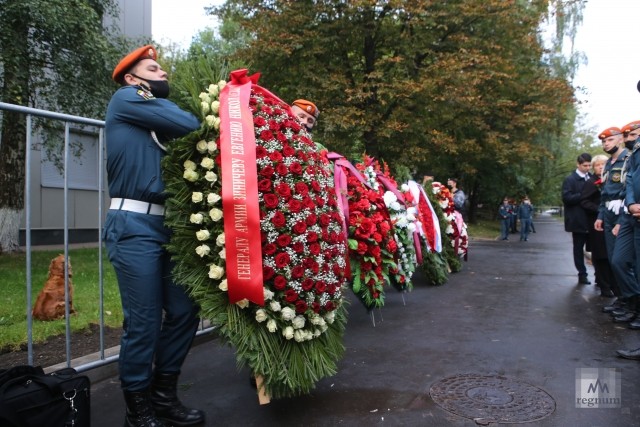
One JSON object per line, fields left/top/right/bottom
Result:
{"left": 498, "top": 197, "right": 535, "bottom": 242}
{"left": 562, "top": 123, "right": 640, "bottom": 361}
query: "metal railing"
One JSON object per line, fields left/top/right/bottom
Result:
{"left": 0, "top": 102, "right": 213, "bottom": 373}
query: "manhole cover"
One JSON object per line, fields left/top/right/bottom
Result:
{"left": 430, "top": 374, "right": 555, "bottom": 424}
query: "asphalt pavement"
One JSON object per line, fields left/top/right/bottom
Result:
{"left": 90, "top": 215, "right": 640, "bottom": 426}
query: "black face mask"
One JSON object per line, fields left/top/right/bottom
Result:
{"left": 625, "top": 138, "right": 638, "bottom": 150}
{"left": 131, "top": 74, "right": 170, "bottom": 99}
{"left": 604, "top": 146, "right": 619, "bottom": 155}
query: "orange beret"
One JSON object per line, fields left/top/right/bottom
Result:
{"left": 292, "top": 99, "right": 319, "bottom": 118}
{"left": 112, "top": 45, "right": 157, "bottom": 84}
{"left": 621, "top": 120, "right": 640, "bottom": 134}
{"left": 598, "top": 127, "right": 622, "bottom": 140}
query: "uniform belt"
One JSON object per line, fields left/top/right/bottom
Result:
{"left": 605, "top": 199, "right": 623, "bottom": 208}
{"left": 110, "top": 198, "right": 165, "bottom": 216}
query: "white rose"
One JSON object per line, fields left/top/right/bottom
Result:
{"left": 195, "top": 229, "right": 210, "bottom": 241}
{"left": 292, "top": 315, "right": 306, "bottom": 329}
{"left": 207, "top": 193, "right": 221, "bottom": 205}
{"left": 200, "top": 157, "right": 215, "bottom": 170}
{"left": 207, "top": 84, "right": 219, "bottom": 97}
{"left": 281, "top": 306, "right": 295, "bottom": 321}
{"left": 263, "top": 289, "right": 274, "bottom": 300}
{"left": 205, "top": 115, "right": 216, "bottom": 127}
{"left": 217, "top": 80, "right": 227, "bottom": 90}
{"left": 269, "top": 301, "right": 281, "bottom": 312}
{"left": 216, "top": 233, "right": 225, "bottom": 247}
{"left": 195, "top": 244, "right": 210, "bottom": 257}
{"left": 283, "top": 326, "right": 294, "bottom": 340}
{"left": 294, "top": 330, "right": 306, "bottom": 342}
{"left": 313, "top": 329, "right": 322, "bottom": 338}
{"left": 190, "top": 213, "right": 204, "bottom": 224}
{"left": 211, "top": 100, "right": 220, "bottom": 114}
{"left": 184, "top": 160, "right": 197, "bottom": 170}
{"left": 205, "top": 171, "right": 218, "bottom": 183}
{"left": 218, "top": 248, "right": 226, "bottom": 259}
{"left": 207, "top": 141, "right": 217, "bottom": 153}
{"left": 199, "top": 92, "right": 211, "bottom": 102}
{"left": 255, "top": 309, "right": 267, "bottom": 323}
{"left": 201, "top": 102, "right": 210, "bottom": 115}
{"left": 401, "top": 183, "right": 409, "bottom": 192}
{"left": 213, "top": 116, "right": 221, "bottom": 130}
{"left": 183, "top": 169, "right": 199, "bottom": 182}
{"left": 446, "top": 224, "right": 454, "bottom": 234}
{"left": 267, "top": 319, "right": 278, "bottom": 333}
{"left": 325, "top": 311, "right": 335, "bottom": 324}
{"left": 218, "top": 279, "right": 228, "bottom": 291}
{"left": 208, "top": 264, "right": 224, "bottom": 279}
{"left": 192, "top": 192, "right": 204, "bottom": 203}
{"left": 236, "top": 299, "right": 249, "bottom": 309}
{"left": 209, "top": 208, "right": 223, "bottom": 221}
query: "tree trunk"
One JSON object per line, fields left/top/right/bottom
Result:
{"left": 0, "top": 10, "right": 29, "bottom": 253}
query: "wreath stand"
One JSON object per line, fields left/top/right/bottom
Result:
{"left": 255, "top": 375, "right": 271, "bottom": 405}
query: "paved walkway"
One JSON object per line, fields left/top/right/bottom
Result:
{"left": 91, "top": 216, "right": 640, "bottom": 426}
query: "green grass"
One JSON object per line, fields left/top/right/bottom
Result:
{"left": 0, "top": 248, "right": 122, "bottom": 351}
{"left": 466, "top": 218, "right": 501, "bottom": 240}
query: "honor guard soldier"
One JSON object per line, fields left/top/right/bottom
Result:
{"left": 104, "top": 45, "right": 205, "bottom": 426}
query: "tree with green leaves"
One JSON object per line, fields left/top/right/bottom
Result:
{"left": 209, "top": 0, "right": 584, "bottom": 221}
{"left": 0, "top": 0, "right": 128, "bottom": 253}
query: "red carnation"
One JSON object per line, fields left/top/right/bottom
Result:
{"left": 263, "top": 193, "right": 280, "bottom": 209}
{"left": 289, "top": 162, "right": 303, "bottom": 175}
{"left": 357, "top": 241, "right": 368, "bottom": 255}
{"left": 263, "top": 266, "right": 275, "bottom": 280}
{"left": 263, "top": 243, "right": 277, "bottom": 255}
{"left": 293, "top": 221, "right": 307, "bottom": 234}
{"left": 258, "top": 179, "right": 272, "bottom": 192}
{"left": 277, "top": 234, "right": 292, "bottom": 247}
{"left": 288, "top": 199, "right": 302, "bottom": 213}
{"left": 274, "top": 275, "right": 287, "bottom": 290}
{"left": 285, "top": 289, "right": 299, "bottom": 303}
{"left": 282, "top": 144, "right": 295, "bottom": 157}
{"left": 271, "top": 211, "right": 286, "bottom": 227}
{"left": 260, "top": 166, "right": 275, "bottom": 177}
{"left": 276, "top": 182, "right": 292, "bottom": 198}
{"left": 275, "top": 252, "right": 291, "bottom": 268}
{"left": 295, "top": 299, "right": 308, "bottom": 314}
{"left": 269, "top": 151, "right": 283, "bottom": 162}
{"left": 276, "top": 163, "right": 289, "bottom": 176}
{"left": 291, "top": 265, "right": 305, "bottom": 279}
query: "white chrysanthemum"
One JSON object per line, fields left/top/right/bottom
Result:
{"left": 383, "top": 191, "right": 397, "bottom": 206}
{"left": 390, "top": 201, "right": 402, "bottom": 211}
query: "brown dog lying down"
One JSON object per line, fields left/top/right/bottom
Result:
{"left": 32, "top": 254, "right": 76, "bottom": 321}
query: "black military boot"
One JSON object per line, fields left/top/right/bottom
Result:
{"left": 123, "top": 390, "right": 166, "bottom": 427}
{"left": 150, "top": 372, "right": 205, "bottom": 426}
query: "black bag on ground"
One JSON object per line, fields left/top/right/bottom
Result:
{"left": 0, "top": 366, "right": 90, "bottom": 427}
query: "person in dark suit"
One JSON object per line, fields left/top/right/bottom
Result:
{"left": 562, "top": 153, "right": 592, "bottom": 284}
{"left": 581, "top": 154, "right": 616, "bottom": 296}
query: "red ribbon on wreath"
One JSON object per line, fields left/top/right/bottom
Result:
{"left": 219, "top": 69, "right": 265, "bottom": 305}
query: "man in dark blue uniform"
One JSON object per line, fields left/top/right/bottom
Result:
{"left": 595, "top": 127, "right": 631, "bottom": 299}
{"left": 562, "top": 153, "right": 592, "bottom": 284}
{"left": 104, "top": 45, "right": 205, "bottom": 426}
